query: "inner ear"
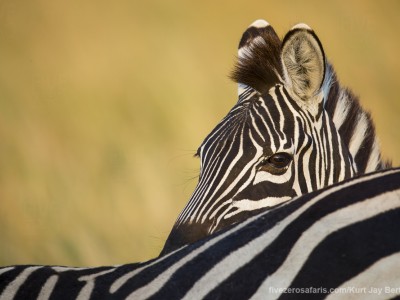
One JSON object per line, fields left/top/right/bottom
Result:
{"left": 281, "top": 24, "right": 325, "bottom": 102}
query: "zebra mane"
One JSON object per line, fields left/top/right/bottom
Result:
{"left": 230, "top": 22, "right": 283, "bottom": 94}
{"left": 322, "top": 63, "right": 391, "bottom": 173}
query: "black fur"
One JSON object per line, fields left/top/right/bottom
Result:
{"left": 230, "top": 25, "right": 283, "bottom": 94}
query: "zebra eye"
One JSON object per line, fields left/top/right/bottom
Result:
{"left": 267, "top": 153, "right": 292, "bottom": 168}
{"left": 259, "top": 153, "right": 292, "bottom": 174}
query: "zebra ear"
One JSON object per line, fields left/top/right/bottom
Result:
{"left": 281, "top": 24, "right": 325, "bottom": 104}
{"left": 232, "top": 19, "right": 283, "bottom": 96}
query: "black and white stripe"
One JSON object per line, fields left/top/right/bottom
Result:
{"left": 1, "top": 168, "right": 399, "bottom": 299}
{"left": 161, "top": 20, "right": 390, "bottom": 254}
{"left": 1, "top": 20, "right": 395, "bottom": 300}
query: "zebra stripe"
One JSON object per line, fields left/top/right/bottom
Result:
{"left": 161, "top": 21, "right": 390, "bottom": 254}
{"left": 0, "top": 267, "right": 41, "bottom": 300}
{"left": 1, "top": 168, "right": 399, "bottom": 299}
{"left": 37, "top": 275, "right": 57, "bottom": 300}
{"left": 0, "top": 19, "right": 395, "bottom": 299}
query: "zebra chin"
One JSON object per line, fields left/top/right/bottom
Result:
{"left": 160, "top": 222, "right": 212, "bottom": 256}
{"left": 160, "top": 206, "right": 269, "bottom": 256}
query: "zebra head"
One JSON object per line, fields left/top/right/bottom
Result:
{"left": 161, "top": 20, "right": 388, "bottom": 255}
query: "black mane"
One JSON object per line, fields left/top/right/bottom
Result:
{"left": 230, "top": 25, "right": 283, "bottom": 94}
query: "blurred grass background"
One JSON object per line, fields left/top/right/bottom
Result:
{"left": 0, "top": 0, "right": 399, "bottom": 266}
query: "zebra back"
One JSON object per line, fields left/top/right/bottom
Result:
{"left": 1, "top": 168, "right": 399, "bottom": 299}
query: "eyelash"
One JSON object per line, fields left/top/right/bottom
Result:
{"left": 259, "top": 153, "right": 292, "bottom": 174}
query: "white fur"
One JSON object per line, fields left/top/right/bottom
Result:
{"left": 230, "top": 196, "right": 292, "bottom": 213}
{"left": 349, "top": 112, "right": 368, "bottom": 158}
{"left": 326, "top": 253, "right": 400, "bottom": 300}
{"left": 332, "top": 89, "right": 350, "bottom": 130}
{"left": 321, "top": 63, "right": 334, "bottom": 104}
{"left": 365, "top": 139, "right": 381, "bottom": 172}
{"left": 254, "top": 167, "right": 292, "bottom": 185}
{"left": 291, "top": 23, "right": 312, "bottom": 31}
{"left": 238, "top": 36, "right": 266, "bottom": 59}
{"left": 38, "top": 275, "right": 58, "bottom": 300}
{"left": 237, "top": 83, "right": 248, "bottom": 96}
{"left": 249, "top": 19, "right": 269, "bottom": 28}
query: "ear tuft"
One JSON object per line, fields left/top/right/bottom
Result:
{"left": 281, "top": 24, "right": 325, "bottom": 102}
{"left": 231, "top": 20, "right": 283, "bottom": 95}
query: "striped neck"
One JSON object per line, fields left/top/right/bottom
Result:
{"left": 322, "top": 63, "right": 390, "bottom": 173}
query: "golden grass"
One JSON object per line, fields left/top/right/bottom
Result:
{"left": 0, "top": 0, "right": 399, "bottom": 266}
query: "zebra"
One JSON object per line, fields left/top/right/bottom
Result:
{"left": 161, "top": 20, "right": 391, "bottom": 255}
{"left": 0, "top": 168, "right": 399, "bottom": 299}
{"left": 1, "top": 20, "right": 396, "bottom": 299}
